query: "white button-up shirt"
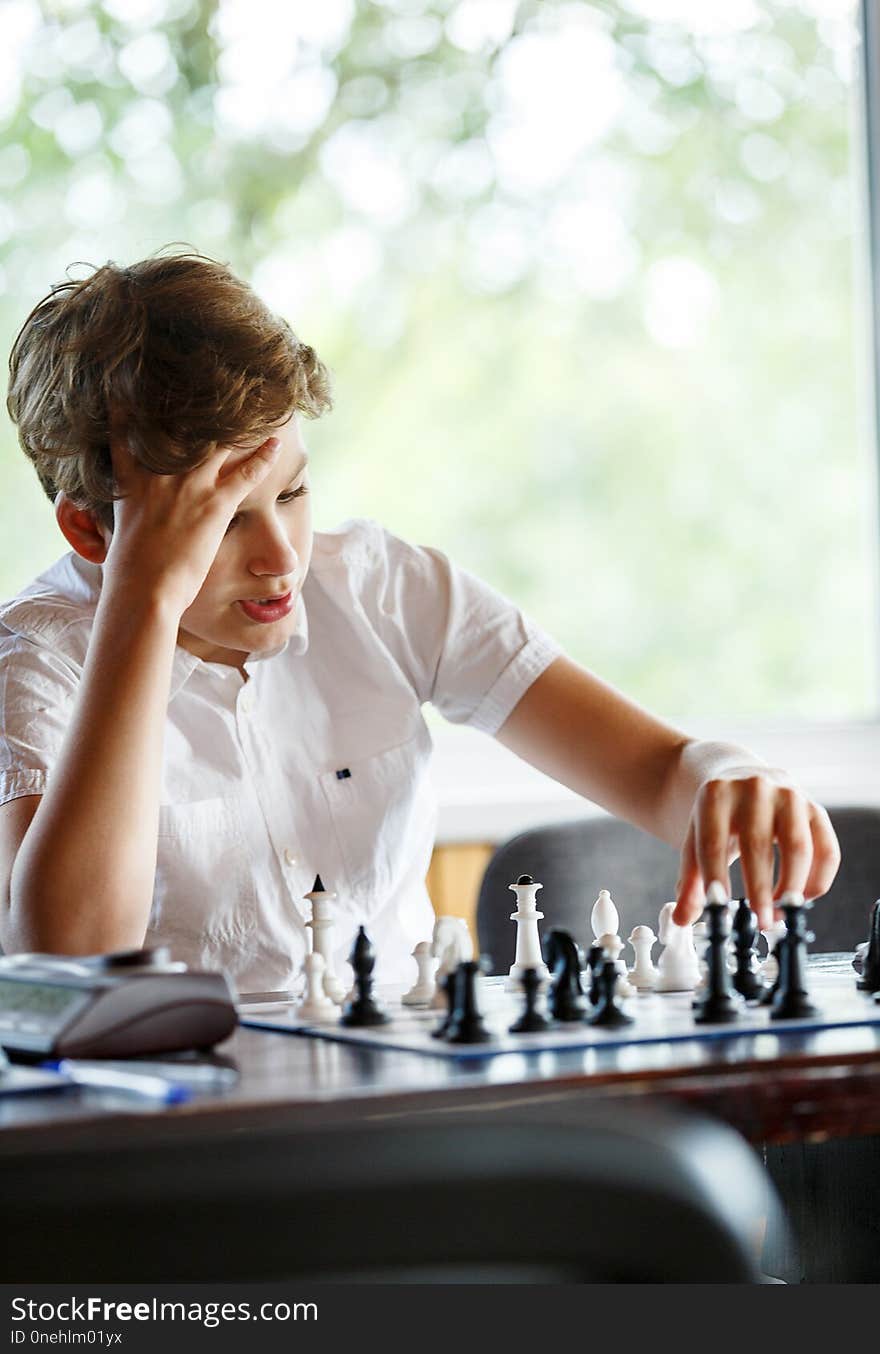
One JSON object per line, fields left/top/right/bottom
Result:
{"left": 0, "top": 519, "right": 561, "bottom": 992}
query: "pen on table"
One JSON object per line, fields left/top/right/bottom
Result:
{"left": 58, "top": 1058, "right": 239, "bottom": 1090}
{"left": 41, "top": 1059, "right": 192, "bottom": 1105}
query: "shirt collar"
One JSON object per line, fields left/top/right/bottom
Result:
{"left": 169, "top": 590, "right": 310, "bottom": 700}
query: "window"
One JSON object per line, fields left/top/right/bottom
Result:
{"left": 0, "top": 0, "right": 873, "bottom": 723}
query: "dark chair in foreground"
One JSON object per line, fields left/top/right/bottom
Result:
{"left": 5, "top": 1105, "right": 778, "bottom": 1282}
{"left": 476, "top": 805, "right": 880, "bottom": 971}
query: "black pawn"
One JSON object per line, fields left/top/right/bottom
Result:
{"left": 857, "top": 900, "right": 880, "bottom": 994}
{"left": 509, "top": 965, "right": 552, "bottom": 1034}
{"left": 340, "top": 926, "right": 389, "bottom": 1028}
{"left": 731, "top": 898, "right": 765, "bottom": 1001}
{"left": 588, "top": 955, "right": 634, "bottom": 1028}
{"left": 444, "top": 961, "right": 494, "bottom": 1044}
{"left": 586, "top": 942, "right": 605, "bottom": 1006}
{"left": 771, "top": 901, "right": 818, "bottom": 1021}
{"left": 545, "top": 928, "right": 587, "bottom": 1022}
{"left": 694, "top": 898, "right": 742, "bottom": 1025}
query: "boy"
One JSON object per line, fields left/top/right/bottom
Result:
{"left": 0, "top": 252, "right": 840, "bottom": 990}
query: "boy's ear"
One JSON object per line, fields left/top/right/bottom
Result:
{"left": 55, "top": 492, "right": 112, "bottom": 563}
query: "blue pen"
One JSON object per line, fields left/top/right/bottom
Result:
{"left": 42, "top": 1059, "right": 191, "bottom": 1105}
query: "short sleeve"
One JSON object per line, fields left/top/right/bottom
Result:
{"left": 0, "top": 632, "right": 80, "bottom": 806}
{"left": 356, "top": 523, "right": 564, "bottom": 735}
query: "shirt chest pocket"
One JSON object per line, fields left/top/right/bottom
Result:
{"left": 318, "top": 725, "right": 435, "bottom": 911}
{"left": 152, "top": 797, "right": 257, "bottom": 945}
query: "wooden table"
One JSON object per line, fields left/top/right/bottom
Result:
{"left": 2, "top": 956, "right": 879, "bottom": 1148}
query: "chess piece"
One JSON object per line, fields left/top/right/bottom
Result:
{"left": 771, "top": 894, "right": 819, "bottom": 1021}
{"left": 303, "top": 874, "right": 346, "bottom": 1004}
{"left": 857, "top": 900, "right": 880, "bottom": 994}
{"left": 628, "top": 926, "right": 658, "bottom": 991}
{"left": 588, "top": 954, "right": 634, "bottom": 1028}
{"left": 655, "top": 901, "right": 701, "bottom": 992}
{"left": 508, "top": 965, "right": 552, "bottom": 1033}
{"left": 694, "top": 883, "right": 744, "bottom": 1025}
{"left": 430, "top": 968, "right": 457, "bottom": 1040}
{"left": 759, "top": 916, "right": 790, "bottom": 1005}
{"left": 296, "top": 952, "right": 336, "bottom": 1022}
{"left": 429, "top": 916, "right": 473, "bottom": 1010}
{"left": 591, "top": 889, "right": 619, "bottom": 941}
{"left": 506, "top": 874, "right": 550, "bottom": 989}
{"left": 340, "top": 927, "right": 390, "bottom": 1027}
{"left": 598, "top": 932, "right": 636, "bottom": 998}
{"left": 759, "top": 918, "right": 787, "bottom": 986}
{"left": 586, "top": 942, "right": 605, "bottom": 1005}
{"left": 444, "top": 961, "right": 494, "bottom": 1044}
{"left": 731, "top": 898, "right": 765, "bottom": 1001}
{"left": 401, "top": 941, "right": 438, "bottom": 1006}
{"left": 692, "top": 920, "right": 710, "bottom": 992}
{"left": 725, "top": 898, "right": 740, "bottom": 972}
{"left": 545, "top": 928, "right": 587, "bottom": 1022}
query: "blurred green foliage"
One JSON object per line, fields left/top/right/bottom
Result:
{"left": 0, "top": 0, "right": 874, "bottom": 719}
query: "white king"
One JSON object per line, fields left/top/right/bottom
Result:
{"left": 304, "top": 874, "right": 347, "bottom": 1004}
{"left": 506, "top": 874, "right": 550, "bottom": 989}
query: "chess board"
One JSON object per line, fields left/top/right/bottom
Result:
{"left": 238, "top": 956, "right": 880, "bottom": 1062}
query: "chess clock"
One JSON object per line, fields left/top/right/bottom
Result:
{"left": 0, "top": 948, "right": 236, "bottom": 1059}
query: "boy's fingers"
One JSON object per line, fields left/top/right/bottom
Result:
{"left": 215, "top": 436, "right": 282, "bottom": 492}
{"left": 107, "top": 433, "right": 140, "bottom": 493}
{"left": 801, "top": 803, "right": 842, "bottom": 901}
{"left": 693, "top": 778, "right": 733, "bottom": 906}
{"left": 677, "top": 776, "right": 840, "bottom": 931}
{"left": 238, "top": 435, "right": 282, "bottom": 479}
{"left": 673, "top": 821, "right": 704, "bottom": 925}
{"left": 733, "top": 778, "right": 775, "bottom": 929}
{"left": 771, "top": 789, "right": 813, "bottom": 903}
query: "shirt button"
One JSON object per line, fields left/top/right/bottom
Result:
{"left": 284, "top": 848, "right": 297, "bottom": 867}
{"left": 240, "top": 693, "right": 252, "bottom": 712}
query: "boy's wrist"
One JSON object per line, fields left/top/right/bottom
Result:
{"left": 97, "top": 571, "right": 185, "bottom": 633}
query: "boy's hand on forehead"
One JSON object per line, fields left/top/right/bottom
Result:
{"left": 103, "top": 432, "right": 282, "bottom": 615}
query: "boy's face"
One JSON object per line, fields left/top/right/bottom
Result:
{"left": 176, "top": 413, "right": 314, "bottom": 672}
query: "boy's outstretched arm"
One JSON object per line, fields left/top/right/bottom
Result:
{"left": 0, "top": 435, "right": 282, "bottom": 955}
{"left": 493, "top": 655, "right": 840, "bottom": 930}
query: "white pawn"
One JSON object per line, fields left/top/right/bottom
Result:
{"left": 599, "top": 932, "right": 636, "bottom": 999}
{"left": 759, "top": 918, "right": 788, "bottom": 985}
{"left": 591, "top": 888, "right": 619, "bottom": 941}
{"left": 655, "top": 901, "right": 701, "bottom": 992}
{"left": 628, "top": 925, "right": 658, "bottom": 991}
{"left": 401, "top": 941, "right": 438, "bottom": 1006}
{"left": 296, "top": 952, "right": 336, "bottom": 1022}
{"left": 506, "top": 874, "right": 550, "bottom": 990}
{"left": 303, "top": 874, "right": 346, "bottom": 1004}
{"left": 692, "top": 920, "right": 710, "bottom": 992}
{"left": 429, "top": 915, "right": 473, "bottom": 1010}
{"left": 726, "top": 899, "right": 740, "bottom": 972}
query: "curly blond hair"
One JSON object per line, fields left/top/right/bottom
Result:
{"left": 7, "top": 249, "right": 333, "bottom": 529}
